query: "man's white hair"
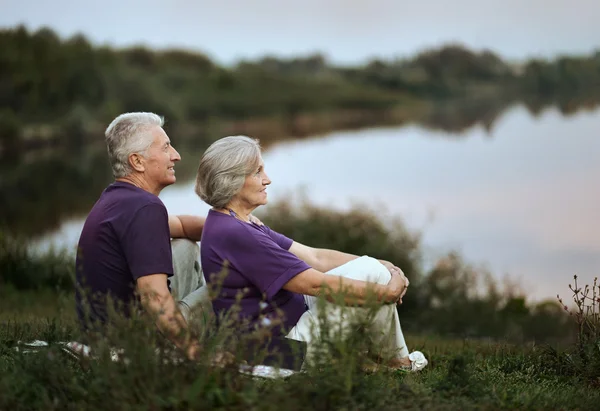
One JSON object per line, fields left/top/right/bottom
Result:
{"left": 105, "top": 112, "right": 164, "bottom": 178}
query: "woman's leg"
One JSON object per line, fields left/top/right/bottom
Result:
{"left": 287, "top": 256, "right": 409, "bottom": 360}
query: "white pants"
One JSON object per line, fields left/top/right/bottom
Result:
{"left": 286, "top": 256, "right": 410, "bottom": 359}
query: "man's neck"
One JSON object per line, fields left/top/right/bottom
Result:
{"left": 116, "top": 176, "right": 160, "bottom": 196}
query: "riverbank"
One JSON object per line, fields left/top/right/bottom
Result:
{"left": 10, "top": 89, "right": 600, "bottom": 157}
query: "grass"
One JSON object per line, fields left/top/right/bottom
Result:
{"left": 1, "top": 289, "right": 599, "bottom": 410}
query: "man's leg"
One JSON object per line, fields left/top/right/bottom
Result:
{"left": 170, "top": 239, "right": 211, "bottom": 325}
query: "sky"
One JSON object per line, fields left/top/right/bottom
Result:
{"left": 2, "top": 0, "right": 600, "bottom": 65}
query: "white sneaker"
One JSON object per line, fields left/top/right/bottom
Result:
{"left": 407, "top": 351, "right": 428, "bottom": 372}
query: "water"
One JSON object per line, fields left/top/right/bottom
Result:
{"left": 34, "top": 104, "right": 600, "bottom": 301}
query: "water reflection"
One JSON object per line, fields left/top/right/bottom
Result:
{"left": 24, "top": 103, "right": 599, "bottom": 301}
{"left": 255, "top": 105, "right": 599, "bottom": 301}
{"left": 3, "top": 96, "right": 600, "bottom": 239}
{"left": 3, "top": 97, "right": 599, "bottom": 301}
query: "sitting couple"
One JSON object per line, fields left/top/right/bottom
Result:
{"left": 75, "top": 112, "right": 427, "bottom": 372}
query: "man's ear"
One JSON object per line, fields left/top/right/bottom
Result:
{"left": 129, "top": 153, "right": 146, "bottom": 173}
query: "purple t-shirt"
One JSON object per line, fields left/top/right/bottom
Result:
{"left": 75, "top": 181, "right": 173, "bottom": 328}
{"left": 201, "top": 209, "right": 310, "bottom": 336}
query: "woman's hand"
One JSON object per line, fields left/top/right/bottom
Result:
{"left": 385, "top": 269, "right": 408, "bottom": 304}
{"left": 380, "top": 260, "right": 409, "bottom": 303}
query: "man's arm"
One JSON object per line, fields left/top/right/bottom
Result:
{"left": 136, "top": 273, "right": 201, "bottom": 360}
{"left": 168, "top": 215, "right": 205, "bottom": 241}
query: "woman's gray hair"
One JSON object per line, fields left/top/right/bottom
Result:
{"left": 195, "top": 136, "right": 262, "bottom": 209}
{"left": 105, "top": 112, "right": 164, "bottom": 178}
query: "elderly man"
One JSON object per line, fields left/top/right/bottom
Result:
{"left": 75, "top": 112, "right": 209, "bottom": 360}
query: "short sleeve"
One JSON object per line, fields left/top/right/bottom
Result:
{"left": 226, "top": 227, "right": 310, "bottom": 300}
{"left": 121, "top": 203, "right": 174, "bottom": 280}
{"left": 261, "top": 225, "right": 293, "bottom": 250}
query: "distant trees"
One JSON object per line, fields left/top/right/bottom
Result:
{"left": 521, "top": 55, "right": 600, "bottom": 96}
{"left": 0, "top": 108, "right": 21, "bottom": 153}
{"left": 1, "top": 25, "right": 600, "bottom": 145}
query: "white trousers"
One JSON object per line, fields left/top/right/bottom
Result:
{"left": 286, "top": 256, "right": 410, "bottom": 359}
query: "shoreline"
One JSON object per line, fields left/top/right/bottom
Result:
{"left": 10, "top": 91, "right": 600, "bottom": 156}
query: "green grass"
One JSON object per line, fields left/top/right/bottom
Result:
{"left": 1, "top": 290, "right": 598, "bottom": 411}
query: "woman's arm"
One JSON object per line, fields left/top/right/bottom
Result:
{"left": 289, "top": 241, "right": 410, "bottom": 297}
{"left": 282, "top": 267, "right": 406, "bottom": 306}
{"left": 289, "top": 241, "right": 358, "bottom": 273}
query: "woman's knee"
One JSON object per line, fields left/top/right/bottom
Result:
{"left": 327, "top": 255, "right": 391, "bottom": 285}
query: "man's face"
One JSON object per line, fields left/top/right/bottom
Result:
{"left": 142, "top": 126, "right": 181, "bottom": 192}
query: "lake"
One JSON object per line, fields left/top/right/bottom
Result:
{"left": 33, "top": 103, "right": 599, "bottom": 302}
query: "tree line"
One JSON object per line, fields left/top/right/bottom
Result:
{"left": 1, "top": 25, "right": 600, "bottom": 151}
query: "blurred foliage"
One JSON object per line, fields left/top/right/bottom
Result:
{"left": 0, "top": 231, "right": 73, "bottom": 291}
{"left": 419, "top": 252, "right": 573, "bottom": 343}
{"left": 0, "top": 144, "right": 113, "bottom": 236}
{"left": 537, "top": 276, "right": 600, "bottom": 385}
{"left": 1, "top": 304, "right": 599, "bottom": 409}
{"left": 2, "top": 25, "right": 600, "bottom": 152}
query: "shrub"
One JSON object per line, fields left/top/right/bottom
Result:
{"left": 543, "top": 276, "right": 600, "bottom": 384}
{"left": 0, "top": 231, "right": 74, "bottom": 291}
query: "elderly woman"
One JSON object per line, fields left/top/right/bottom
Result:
{"left": 194, "top": 136, "right": 427, "bottom": 372}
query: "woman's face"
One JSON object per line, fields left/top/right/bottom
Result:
{"left": 236, "top": 156, "right": 271, "bottom": 210}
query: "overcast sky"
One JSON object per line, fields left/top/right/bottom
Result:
{"left": 2, "top": 0, "right": 599, "bottom": 64}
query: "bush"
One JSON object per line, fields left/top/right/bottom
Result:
{"left": 0, "top": 231, "right": 74, "bottom": 291}
{"left": 0, "top": 283, "right": 423, "bottom": 410}
{"left": 541, "top": 276, "right": 600, "bottom": 384}
{"left": 260, "top": 195, "right": 422, "bottom": 290}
